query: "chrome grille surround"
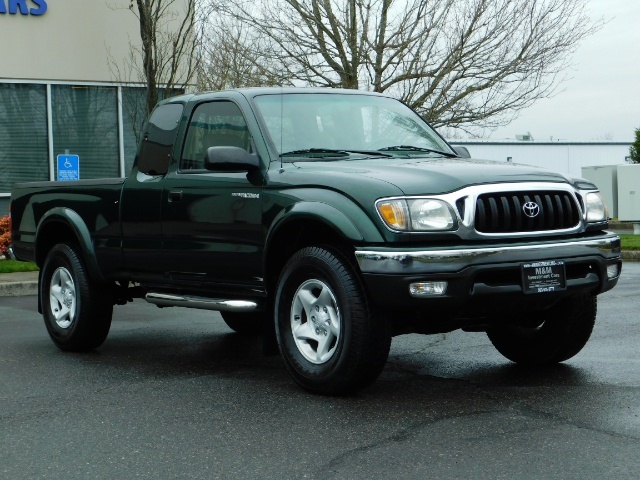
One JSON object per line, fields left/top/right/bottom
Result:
{"left": 377, "top": 182, "right": 602, "bottom": 240}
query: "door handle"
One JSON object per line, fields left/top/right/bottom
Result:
{"left": 168, "top": 190, "right": 183, "bottom": 203}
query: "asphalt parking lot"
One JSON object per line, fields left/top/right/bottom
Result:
{"left": 1, "top": 263, "right": 639, "bottom": 479}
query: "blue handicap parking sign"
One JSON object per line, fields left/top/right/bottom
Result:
{"left": 57, "top": 154, "right": 80, "bottom": 181}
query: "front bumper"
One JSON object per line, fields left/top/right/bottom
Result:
{"left": 355, "top": 232, "right": 621, "bottom": 317}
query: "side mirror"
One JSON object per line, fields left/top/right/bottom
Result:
{"left": 204, "top": 146, "right": 260, "bottom": 172}
{"left": 452, "top": 146, "right": 471, "bottom": 158}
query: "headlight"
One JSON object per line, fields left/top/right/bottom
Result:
{"left": 376, "top": 198, "right": 456, "bottom": 231}
{"left": 585, "top": 192, "right": 608, "bottom": 223}
{"left": 408, "top": 199, "right": 456, "bottom": 230}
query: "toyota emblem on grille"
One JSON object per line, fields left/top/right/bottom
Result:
{"left": 523, "top": 202, "right": 540, "bottom": 218}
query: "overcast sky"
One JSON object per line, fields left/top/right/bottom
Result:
{"left": 488, "top": 0, "right": 639, "bottom": 143}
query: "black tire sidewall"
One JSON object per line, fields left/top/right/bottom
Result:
{"left": 40, "top": 243, "right": 112, "bottom": 351}
{"left": 487, "top": 293, "right": 596, "bottom": 365}
{"left": 40, "top": 244, "right": 85, "bottom": 344}
{"left": 275, "top": 247, "right": 357, "bottom": 389}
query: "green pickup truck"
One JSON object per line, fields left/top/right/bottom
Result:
{"left": 10, "top": 88, "right": 622, "bottom": 394}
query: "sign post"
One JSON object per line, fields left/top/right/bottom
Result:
{"left": 57, "top": 154, "right": 80, "bottom": 181}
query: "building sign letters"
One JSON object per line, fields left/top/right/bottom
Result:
{"left": 0, "top": 0, "right": 47, "bottom": 16}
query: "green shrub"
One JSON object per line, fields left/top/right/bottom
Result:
{"left": 630, "top": 128, "right": 640, "bottom": 164}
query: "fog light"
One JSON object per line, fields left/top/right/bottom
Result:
{"left": 409, "top": 281, "right": 448, "bottom": 297}
{"left": 607, "top": 264, "right": 620, "bottom": 279}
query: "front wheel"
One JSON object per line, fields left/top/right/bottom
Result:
{"left": 275, "top": 246, "right": 391, "bottom": 395}
{"left": 487, "top": 293, "right": 597, "bottom": 365}
{"left": 220, "top": 311, "right": 265, "bottom": 335}
{"left": 40, "top": 243, "right": 113, "bottom": 351}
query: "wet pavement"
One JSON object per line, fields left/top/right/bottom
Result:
{"left": 0, "top": 263, "right": 639, "bottom": 479}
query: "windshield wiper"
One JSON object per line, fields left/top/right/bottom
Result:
{"left": 342, "top": 149, "right": 393, "bottom": 157}
{"left": 378, "top": 145, "right": 457, "bottom": 158}
{"left": 280, "top": 148, "right": 349, "bottom": 157}
{"left": 280, "top": 148, "right": 392, "bottom": 158}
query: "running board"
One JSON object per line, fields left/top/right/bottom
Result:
{"left": 145, "top": 293, "right": 259, "bottom": 312}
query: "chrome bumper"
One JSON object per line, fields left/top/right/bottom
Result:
{"left": 355, "top": 232, "right": 621, "bottom": 274}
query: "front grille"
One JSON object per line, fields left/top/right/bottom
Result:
{"left": 475, "top": 191, "right": 581, "bottom": 233}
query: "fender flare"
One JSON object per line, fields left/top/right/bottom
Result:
{"left": 264, "top": 201, "right": 385, "bottom": 268}
{"left": 35, "top": 207, "right": 106, "bottom": 283}
{"left": 269, "top": 201, "right": 365, "bottom": 240}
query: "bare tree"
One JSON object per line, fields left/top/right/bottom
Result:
{"left": 133, "top": 0, "right": 203, "bottom": 114}
{"left": 197, "top": 18, "right": 291, "bottom": 91}
{"left": 212, "top": 0, "right": 602, "bottom": 132}
{"left": 108, "top": 0, "right": 205, "bottom": 149}
{"left": 109, "top": 0, "right": 203, "bottom": 116}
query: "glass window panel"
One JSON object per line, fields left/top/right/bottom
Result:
{"left": 137, "top": 103, "right": 184, "bottom": 176}
{"left": 122, "top": 87, "right": 185, "bottom": 176}
{"left": 0, "top": 83, "right": 49, "bottom": 193}
{"left": 52, "top": 85, "right": 119, "bottom": 179}
{"left": 254, "top": 93, "right": 452, "bottom": 154}
{"left": 122, "top": 87, "right": 147, "bottom": 176}
{"left": 180, "top": 101, "right": 251, "bottom": 171}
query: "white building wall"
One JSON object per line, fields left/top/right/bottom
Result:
{"left": 0, "top": 0, "right": 190, "bottom": 214}
{"left": 617, "top": 164, "right": 640, "bottom": 222}
{"left": 450, "top": 142, "right": 631, "bottom": 179}
{"left": 0, "top": 1, "right": 140, "bottom": 84}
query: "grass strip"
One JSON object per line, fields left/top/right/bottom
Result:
{"left": 0, "top": 260, "right": 39, "bottom": 273}
{"left": 619, "top": 234, "right": 640, "bottom": 251}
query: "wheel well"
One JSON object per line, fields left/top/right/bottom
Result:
{"left": 265, "top": 219, "right": 352, "bottom": 292}
{"left": 35, "top": 221, "right": 79, "bottom": 267}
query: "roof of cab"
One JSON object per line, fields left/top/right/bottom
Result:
{"left": 163, "top": 87, "right": 392, "bottom": 105}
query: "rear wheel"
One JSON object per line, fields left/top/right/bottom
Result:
{"left": 487, "top": 293, "right": 597, "bottom": 365}
{"left": 275, "top": 246, "right": 391, "bottom": 395}
{"left": 40, "top": 243, "right": 113, "bottom": 351}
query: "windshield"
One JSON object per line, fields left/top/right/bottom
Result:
{"left": 253, "top": 93, "right": 454, "bottom": 159}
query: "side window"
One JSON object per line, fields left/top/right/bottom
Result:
{"left": 180, "top": 101, "right": 252, "bottom": 171}
{"left": 136, "top": 103, "right": 184, "bottom": 175}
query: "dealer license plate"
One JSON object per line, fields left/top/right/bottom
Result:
{"left": 521, "top": 260, "right": 566, "bottom": 294}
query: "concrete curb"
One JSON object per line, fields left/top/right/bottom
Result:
{"left": 0, "top": 280, "right": 38, "bottom": 297}
{"left": 0, "top": 271, "right": 39, "bottom": 297}
{"left": 622, "top": 251, "right": 640, "bottom": 262}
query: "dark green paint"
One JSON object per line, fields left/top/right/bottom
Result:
{"left": 10, "top": 88, "right": 592, "bottom": 301}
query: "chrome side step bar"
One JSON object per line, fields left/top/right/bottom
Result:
{"left": 145, "top": 293, "right": 259, "bottom": 312}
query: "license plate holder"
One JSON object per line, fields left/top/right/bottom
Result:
{"left": 521, "top": 260, "right": 566, "bottom": 294}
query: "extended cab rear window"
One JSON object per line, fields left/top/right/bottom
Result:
{"left": 136, "top": 103, "right": 184, "bottom": 175}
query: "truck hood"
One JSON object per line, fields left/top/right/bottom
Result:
{"left": 288, "top": 157, "right": 571, "bottom": 196}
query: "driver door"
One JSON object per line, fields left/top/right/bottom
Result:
{"left": 160, "top": 100, "right": 264, "bottom": 293}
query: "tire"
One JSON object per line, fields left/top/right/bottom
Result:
{"left": 220, "top": 311, "right": 265, "bottom": 335}
{"left": 275, "top": 246, "right": 391, "bottom": 395}
{"left": 487, "top": 293, "right": 597, "bottom": 366}
{"left": 40, "top": 243, "right": 113, "bottom": 351}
